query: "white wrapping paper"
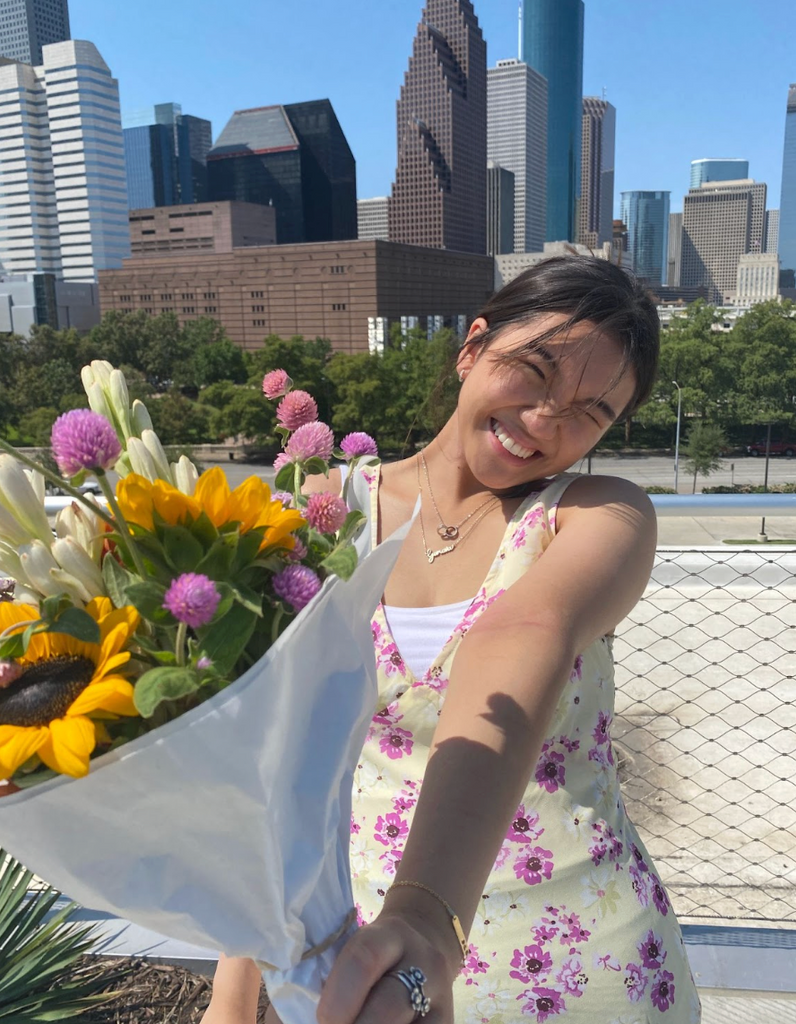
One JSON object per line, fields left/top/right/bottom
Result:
{"left": 0, "top": 513, "right": 406, "bottom": 1024}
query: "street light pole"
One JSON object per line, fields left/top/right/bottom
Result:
{"left": 672, "top": 380, "right": 682, "bottom": 493}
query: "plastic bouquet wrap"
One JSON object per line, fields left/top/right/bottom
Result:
{"left": 0, "top": 364, "right": 401, "bottom": 1022}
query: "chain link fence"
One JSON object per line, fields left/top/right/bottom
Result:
{"left": 614, "top": 546, "right": 796, "bottom": 927}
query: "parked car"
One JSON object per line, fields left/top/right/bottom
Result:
{"left": 746, "top": 439, "right": 795, "bottom": 457}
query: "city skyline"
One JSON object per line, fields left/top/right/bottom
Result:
{"left": 66, "top": 0, "right": 793, "bottom": 218}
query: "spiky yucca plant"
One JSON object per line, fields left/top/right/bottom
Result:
{"left": 0, "top": 848, "right": 131, "bottom": 1021}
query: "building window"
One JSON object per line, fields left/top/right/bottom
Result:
{"left": 202, "top": 291, "right": 216, "bottom": 299}
{"left": 170, "top": 227, "right": 184, "bottom": 233}
{"left": 180, "top": 293, "right": 194, "bottom": 300}
{"left": 332, "top": 303, "right": 347, "bottom": 311}
{"left": 250, "top": 290, "right": 264, "bottom": 298}
{"left": 141, "top": 293, "right": 152, "bottom": 301}
{"left": 204, "top": 306, "right": 217, "bottom": 313}
{"left": 144, "top": 307, "right": 154, "bottom": 315}
{"left": 252, "top": 318, "right": 267, "bottom": 327}
{"left": 119, "top": 294, "right": 132, "bottom": 302}
{"left": 252, "top": 304, "right": 265, "bottom": 312}
{"left": 330, "top": 265, "right": 345, "bottom": 274}
{"left": 182, "top": 306, "right": 195, "bottom": 314}
{"left": 141, "top": 229, "right": 155, "bottom": 235}
{"left": 160, "top": 293, "right": 172, "bottom": 300}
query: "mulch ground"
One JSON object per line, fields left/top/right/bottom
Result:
{"left": 79, "top": 957, "right": 271, "bottom": 1024}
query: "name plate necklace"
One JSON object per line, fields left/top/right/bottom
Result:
{"left": 418, "top": 453, "right": 500, "bottom": 563}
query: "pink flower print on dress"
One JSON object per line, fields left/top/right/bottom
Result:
{"left": 361, "top": 467, "right": 378, "bottom": 487}
{"left": 420, "top": 665, "right": 448, "bottom": 692}
{"left": 507, "top": 804, "right": 543, "bottom": 844}
{"left": 650, "top": 873, "right": 671, "bottom": 916}
{"left": 559, "top": 734, "right": 580, "bottom": 754}
{"left": 454, "top": 587, "right": 505, "bottom": 638}
{"left": 650, "top": 969, "right": 676, "bottom": 1012}
{"left": 350, "top": 815, "right": 360, "bottom": 835}
{"left": 557, "top": 909, "right": 591, "bottom": 947}
{"left": 556, "top": 956, "right": 587, "bottom": 998}
{"left": 509, "top": 944, "right": 553, "bottom": 985}
{"left": 378, "top": 724, "right": 414, "bottom": 760}
{"left": 535, "top": 744, "right": 566, "bottom": 793}
{"left": 518, "top": 984, "right": 567, "bottom": 1022}
{"left": 378, "top": 847, "right": 403, "bottom": 876}
{"left": 371, "top": 618, "right": 384, "bottom": 645}
{"left": 510, "top": 525, "right": 527, "bottom": 551}
{"left": 638, "top": 930, "right": 667, "bottom": 970}
{"left": 493, "top": 842, "right": 513, "bottom": 870}
{"left": 630, "top": 863, "right": 654, "bottom": 907}
{"left": 570, "top": 654, "right": 583, "bottom": 681}
{"left": 631, "top": 841, "right": 649, "bottom": 873}
{"left": 392, "top": 791, "right": 416, "bottom": 814}
{"left": 593, "top": 710, "right": 612, "bottom": 746}
{"left": 593, "top": 952, "right": 622, "bottom": 972}
{"left": 624, "top": 962, "right": 648, "bottom": 1003}
{"left": 373, "top": 812, "right": 408, "bottom": 847}
{"left": 377, "top": 641, "right": 407, "bottom": 678}
{"left": 514, "top": 846, "right": 554, "bottom": 886}
{"left": 461, "top": 944, "right": 492, "bottom": 986}
{"left": 372, "top": 701, "right": 401, "bottom": 726}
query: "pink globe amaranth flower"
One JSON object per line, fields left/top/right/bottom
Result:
{"left": 272, "top": 490, "right": 293, "bottom": 507}
{"left": 340, "top": 432, "right": 378, "bottom": 460}
{"left": 286, "top": 536, "right": 308, "bottom": 562}
{"left": 273, "top": 563, "right": 321, "bottom": 612}
{"left": 276, "top": 390, "right": 318, "bottom": 431}
{"left": 262, "top": 369, "right": 293, "bottom": 400}
{"left": 196, "top": 656, "right": 213, "bottom": 671}
{"left": 285, "top": 421, "right": 334, "bottom": 462}
{"left": 163, "top": 572, "right": 221, "bottom": 628}
{"left": 273, "top": 452, "right": 293, "bottom": 475}
{"left": 51, "top": 409, "right": 122, "bottom": 477}
{"left": 305, "top": 491, "right": 348, "bottom": 534}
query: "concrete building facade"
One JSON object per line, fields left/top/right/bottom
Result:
{"left": 619, "top": 190, "right": 670, "bottom": 285}
{"left": 522, "top": 0, "right": 584, "bottom": 242}
{"left": 486, "top": 162, "right": 515, "bottom": 256}
{"left": 0, "top": 40, "right": 130, "bottom": 282}
{"left": 0, "top": 273, "right": 98, "bottom": 334}
{"left": 681, "top": 179, "right": 767, "bottom": 303}
{"left": 765, "top": 209, "right": 779, "bottom": 255}
{"left": 667, "top": 212, "right": 683, "bottom": 287}
{"left": 494, "top": 240, "right": 610, "bottom": 290}
{"left": 357, "top": 197, "right": 389, "bottom": 241}
{"left": 735, "top": 252, "right": 780, "bottom": 306}
{"left": 579, "top": 97, "right": 616, "bottom": 250}
{"left": 389, "top": 0, "right": 487, "bottom": 254}
{"left": 98, "top": 240, "right": 494, "bottom": 354}
{"left": 0, "top": 0, "right": 69, "bottom": 66}
{"left": 690, "top": 158, "right": 749, "bottom": 189}
{"left": 128, "top": 201, "right": 276, "bottom": 257}
{"left": 778, "top": 85, "right": 796, "bottom": 276}
{"left": 486, "top": 58, "right": 547, "bottom": 254}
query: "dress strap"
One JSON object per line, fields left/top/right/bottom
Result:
{"left": 535, "top": 473, "right": 583, "bottom": 538}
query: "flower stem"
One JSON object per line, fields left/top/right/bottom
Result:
{"left": 293, "top": 461, "right": 303, "bottom": 507}
{"left": 271, "top": 605, "right": 284, "bottom": 644}
{"left": 95, "top": 471, "right": 148, "bottom": 578}
{"left": 175, "top": 621, "right": 188, "bottom": 667}
{"left": 0, "top": 437, "right": 118, "bottom": 531}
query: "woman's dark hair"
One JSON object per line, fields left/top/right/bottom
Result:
{"left": 471, "top": 255, "right": 660, "bottom": 420}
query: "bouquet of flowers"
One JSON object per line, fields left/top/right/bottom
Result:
{"left": 0, "top": 363, "right": 403, "bottom": 1022}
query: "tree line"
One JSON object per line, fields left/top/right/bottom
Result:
{"left": 1, "top": 300, "right": 794, "bottom": 457}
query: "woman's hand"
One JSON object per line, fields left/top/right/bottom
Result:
{"left": 317, "top": 899, "right": 461, "bottom": 1024}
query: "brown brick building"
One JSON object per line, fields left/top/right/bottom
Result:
{"left": 389, "top": 0, "right": 487, "bottom": 254}
{"left": 97, "top": 240, "right": 494, "bottom": 354}
{"left": 129, "top": 201, "right": 276, "bottom": 256}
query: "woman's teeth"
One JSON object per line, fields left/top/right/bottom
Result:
{"left": 492, "top": 420, "right": 537, "bottom": 460}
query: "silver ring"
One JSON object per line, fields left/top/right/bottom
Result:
{"left": 387, "top": 965, "right": 431, "bottom": 1019}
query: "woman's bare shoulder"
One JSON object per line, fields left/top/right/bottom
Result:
{"left": 302, "top": 465, "right": 343, "bottom": 497}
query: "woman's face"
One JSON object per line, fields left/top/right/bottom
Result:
{"left": 454, "top": 314, "right": 637, "bottom": 489}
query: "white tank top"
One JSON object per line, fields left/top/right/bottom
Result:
{"left": 338, "top": 462, "right": 475, "bottom": 678}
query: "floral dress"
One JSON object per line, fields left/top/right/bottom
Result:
{"left": 349, "top": 466, "right": 701, "bottom": 1024}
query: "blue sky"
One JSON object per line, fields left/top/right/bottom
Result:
{"left": 71, "top": 0, "right": 793, "bottom": 216}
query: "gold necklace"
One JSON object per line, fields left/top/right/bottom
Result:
{"left": 416, "top": 455, "right": 501, "bottom": 563}
{"left": 419, "top": 452, "right": 497, "bottom": 540}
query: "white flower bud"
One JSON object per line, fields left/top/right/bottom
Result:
{"left": 0, "top": 456, "right": 52, "bottom": 547}
{"left": 109, "top": 369, "right": 133, "bottom": 440}
{"left": 172, "top": 455, "right": 199, "bottom": 496}
{"left": 19, "top": 540, "right": 64, "bottom": 599}
{"left": 131, "top": 399, "right": 154, "bottom": 436}
{"left": 52, "top": 536, "right": 105, "bottom": 600}
{"left": 55, "top": 502, "right": 104, "bottom": 563}
{"left": 126, "top": 437, "right": 159, "bottom": 482}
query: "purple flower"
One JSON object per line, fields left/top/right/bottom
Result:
{"left": 196, "top": 656, "right": 213, "bottom": 671}
{"left": 305, "top": 491, "right": 348, "bottom": 534}
{"left": 518, "top": 985, "right": 566, "bottom": 1022}
{"left": 624, "top": 962, "right": 648, "bottom": 1003}
{"left": 556, "top": 956, "right": 586, "bottom": 997}
{"left": 630, "top": 863, "right": 653, "bottom": 907}
{"left": 514, "top": 846, "right": 554, "bottom": 886}
{"left": 340, "top": 431, "right": 378, "bottom": 460}
{"left": 286, "top": 536, "right": 308, "bottom": 562}
{"left": 163, "top": 572, "right": 221, "bottom": 628}
{"left": 507, "top": 804, "right": 543, "bottom": 844}
{"left": 262, "top": 368, "right": 292, "bottom": 399}
{"left": 276, "top": 390, "right": 318, "bottom": 430}
{"left": 535, "top": 746, "right": 566, "bottom": 793}
{"left": 638, "top": 930, "right": 666, "bottom": 970}
{"left": 651, "top": 873, "right": 671, "bottom": 916}
{"left": 285, "top": 421, "right": 334, "bottom": 462}
{"left": 631, "top": 842, "right": 649, "bottom": 873}
{"left": 378, "top": 725, "right": 414, "bottom": 760}
{"left": 509, "top": 944, "right": 553, "bottom": 984}
{"left": 51, "top": 409, "right": 122, "bottom": 476}
{"left": 373, "top": 812, "right": 408, "bottom": 847}
{"left": 593, "top": 710, "right": 612, "bottom": 745}
{"left": 650, "top": 969, "right": 676, "bottom": 1012}
{"left": 272, "top": 490, "right": 293, "bottom": 507}
{"left": 273, "top": 563, "right": 321, "bottom": 612}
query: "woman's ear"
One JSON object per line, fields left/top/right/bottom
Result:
{"left": 457, "top": 317, "right": 488, "bottom": 378}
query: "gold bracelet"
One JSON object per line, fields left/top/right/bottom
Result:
{"left": 385, "top": 880, "right": 469, "bottom": 964}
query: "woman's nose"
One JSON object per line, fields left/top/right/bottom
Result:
{"left": 521, "top": 402, "right": 559, "bottom": 441}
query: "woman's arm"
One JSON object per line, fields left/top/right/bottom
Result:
{"left": 201, "top": 954, "right": 263, "bottom": 1024}
{"left": 317, "top": 476, "right": 657, "bottom": 1024}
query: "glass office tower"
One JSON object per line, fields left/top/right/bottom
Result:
{"left": 620, "top": 191, "right": 670, "bottom": 285}
{"left": 123, "top": 103, "right": 211, "bottom": 208}
{"left": 522, "top": 0, "right": 584, "bottom": 243}
{"left": 690, "top": 159, "right": 749, "bottom": 188}
{"left": 0, "top": 0, "right": 70, "bottom": 66}
{"left": 779, "top": 85, "right": 796, "bottom": 276}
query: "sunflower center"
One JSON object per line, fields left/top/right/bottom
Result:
{"left": 0, "top": 656, "right": 95, "bottom": 727}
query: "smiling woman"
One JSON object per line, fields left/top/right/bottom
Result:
{"left": 205, "top": 257, "right": 701, "bottom": 1024}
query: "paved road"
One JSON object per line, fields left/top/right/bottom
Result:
{"left": 210, "top": 454, "right": 796, "bottom": 546}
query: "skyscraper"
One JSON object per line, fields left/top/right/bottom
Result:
{"left": 487, "top": 58, "right": 547, "bottom": 253}
{"left": 486, "top": 162, "right": 515, "bottom": 256}
{"left": 389, "top": 0, "right": 487, "bottom": 254}
{"left": 123, "top": 103, "right": 212, "bottom": 208}
{"left": 0, "top": 40, "right": 129, "bottom": 281}
{"left": 208, "top": 100, "right": 356, "bottom": 244}
{"left": 619, "top": 191, "right": 670, "bottom": 285}
{"left": 357, "top": 197, "right": 390, "bottom": 241}
{"left": 778, "top": 85, "right": 796, "bottom": 276}
{"left": 667, "top": 212, "right": 683, "bottom": 287}
{"left": 681, "top": 179, "right": 767, "bottom": 303}
{"left": 690, "top": 158, "right": 750, "bottom": 189}
{"left": 0, "top": 0, "right": 70, "bottom": 66}
{"left": 579, "top": 97, "right": 616, "bottom": 250}
{"left": 522, "top": 0, "right": 584, "bottom": 243}
{"left": 765, "top": 209, "right": 780, "bottom": 255}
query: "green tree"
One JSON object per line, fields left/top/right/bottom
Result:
{"left": 147, "top": 388, "right": 213, "bottom": 445}
{"left": 245, "top": 335, "right": 333, "bottom": 422}
{"left": 191, "top": 335, "right": 248, "bottom": 385}
{"left": 725, "top": 300, "right": 796, "bottom": 435}
{"left": 684, "top": 421, "right": 726, "bottom": 493}
{"left": 17, "top": 406, "right": 60, "bottom": 446}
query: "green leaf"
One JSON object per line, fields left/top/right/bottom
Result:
{"left": 228, "top": 582, "right": 263, "bottom": 616}
{"left": 187, "top": 510, "right": 219, "bottom": 548}
{"left": 0, "top": 631, "right": 29, "bottom": 661}
{"left": 195, "top": 536, "right": 236, "bottom": 578}
{"left": 321, "top": 544, "right": 358, "bottom": 581}
{"left": 162, "top": 524, "right": 206, "bottom": 574}
{"left": 337, "top": 509, "right": 367, "bottom": 544}
{"left": 39, "top": 596, "right": 62, "bottom": 625}
{"left": 46, "top": 608, "right": 100, "bottom": 645}
{"left": 101, "top": 554, "right": 136, "bottom": 609}
{"left": 124, "top": 581, "right": 170, "bottom": 622}
{"left": 196, "top": 603, "right": 258, "bottom": 676}
{"left": 134, "top": 665, "right": 202, "bottom": 717}
{"left": 303, "top": 456, "right": 329, "bottom": 477}
{"left": 274, "top": 462, "right": 296, "bottom": 492}
{"left": 274, "top": 426, "right": 290, "bottom": 444}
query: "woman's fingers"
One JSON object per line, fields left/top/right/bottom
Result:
{"left": 317, "top": 921, "right": 405, "bottom": 1024}
{"left": 350, "top": 961, "right": 453, "bottom": 1024}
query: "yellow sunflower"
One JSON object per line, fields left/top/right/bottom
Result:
{"left": 116, "top": 468, "right": 305, "bottom": 551}
{"left": 0, "top": 597, "right": 140, "bottom": 780}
